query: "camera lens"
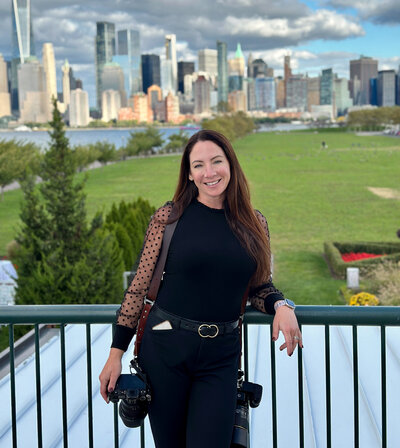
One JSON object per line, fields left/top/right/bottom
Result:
{"left": 231, "top": 403, "right": 249, "bottom": 448}
{"left": 119, "top": 399, "right": 148, "bottom": 428}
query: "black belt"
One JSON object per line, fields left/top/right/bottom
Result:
{"left": 151, "top": 305, "right": 239, "bottom": 338}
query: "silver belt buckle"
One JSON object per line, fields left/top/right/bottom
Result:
{"left": 198, "top": 324, "right": 219, "bottom": 338}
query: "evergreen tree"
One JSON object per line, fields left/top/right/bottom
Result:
{"left": 15, "top": 100, "right": 124, "bottom": 305}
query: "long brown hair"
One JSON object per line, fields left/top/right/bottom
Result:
{"left": 171, "top": 129, "right": 271, "bottom": 286}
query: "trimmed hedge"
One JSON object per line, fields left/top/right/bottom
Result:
{"left": 324, "top": 241, "right": 400, "bottom": 279}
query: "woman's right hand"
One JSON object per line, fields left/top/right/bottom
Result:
{"left": 99, "top": 348, "right": 124, "bottom": 403}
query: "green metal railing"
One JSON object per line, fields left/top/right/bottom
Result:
{"left": 1, "top": 304, "right": 400, "bottom": 448}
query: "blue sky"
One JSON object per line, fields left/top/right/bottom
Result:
{"left": 0, "top": 0, "right": 398, "bottom": 106}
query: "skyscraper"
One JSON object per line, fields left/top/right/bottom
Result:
{"left": 42, "top": 43, "right": 57, "bottom": 104}
{"left": 217, "top": 41, "right": 228, "bottom": 107}
{"left": 248, "top": 58, "right": 267, "bottom": 79}
{"left": 334, "top": 78, "right": 352, "bottom": 116}
{"left": 178, "top": 61, "right": 194, "bottom": 94}
{"left": 194, "top": 75, "right": 211, "bottom": 114}
{"left": 69, "top": 89, "right": 90, "bottom": 127}
{"left": 350, "top": 56, "right": 378, "bottom": 105}
{"left": 307, "top": 76, "right": 320, "bottom": 112}
{"left": 11, "top": 0, "right": 36, "bottom": 113}
{"left": 165, "top": 34, "right": 177, "bottom": 94}
{"left": 254, "top": 77, "right": 276, "bottom": 112}
{"left": 286, "top": 75, "right": 307, "bottom": 110}
{"left": 228, "top": 43, "right": 245, "bottom": 93}
{"left": 0, "top": 54, "right": 11, "bottom": 118}
{"left": 95, "top": 22, "right": 116, "bottom": 109}
{"left": 198, "top": 49, "right": 218, "bottom": 77}
{"left": 320, "top": 68, "right": 333, "bottom": 105}
{"left": 17, "top": 58, "right": 49, "bottom": 123}
{"left": 142, "top": 55, "right": 161, "bottom": 93}
{"left": 101, "top": 62, "right": 126, "bottom": 106}
{"left": 377, "top": 70, "right": 396, "bottom": 107}
{"left": 113, "top": 29, "right": 142, "bottom": 97}
{"left": 62, "top": 60, "right": 71, "bottom": 107}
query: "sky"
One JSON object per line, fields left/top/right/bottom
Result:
{"left": 0, "top": 0, "right": 399, "bottom": 107}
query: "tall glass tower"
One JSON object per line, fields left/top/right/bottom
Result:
{"left": 11, "top": 0, "right": 36, "bottom": 113}
{"left": 165, "top": 34, "right": 177, "bottom": 94}
{"left": 95, "top": 22, "right": 116, "bottom": 109}
{"left": 113, "top": 29, "right": 142, "bottom": 98}
{"left": 217, "top": 41, "right": 228, "bottom": 107}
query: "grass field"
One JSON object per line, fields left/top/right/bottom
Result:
{"left": 1, "top": 131, "right": 399, "bottom": 305}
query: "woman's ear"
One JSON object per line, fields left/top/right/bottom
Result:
{"left": 189, "top": 174, "right": 193, "bottom": 181}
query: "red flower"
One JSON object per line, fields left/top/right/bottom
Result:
{"left": 341, "top": 252, "right": 385, "bottom": 262}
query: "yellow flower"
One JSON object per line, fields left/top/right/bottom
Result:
{"left": 349, "top": 292, "right": 379, "bottom": 306}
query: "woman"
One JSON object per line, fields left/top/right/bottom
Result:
{"left": 99, "top": 129, "right": 303, "bottom": 447}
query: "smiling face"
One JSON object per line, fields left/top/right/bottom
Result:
{"left": 188, "top": 140, "right": 231, "bottom": 209}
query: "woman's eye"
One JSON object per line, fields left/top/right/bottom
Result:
{"left": 214, "top": 160, "right": 222, "bottom": 164}
{"left": 194, "top": 164, "right": 201, "bottom": 169}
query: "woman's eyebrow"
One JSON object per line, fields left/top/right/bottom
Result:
{"left": 191, "top": 155, "right": 223, "bottom": 164}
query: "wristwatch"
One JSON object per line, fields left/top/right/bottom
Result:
{"left": 274, "top": 298, "right": 296, "bottom": 312}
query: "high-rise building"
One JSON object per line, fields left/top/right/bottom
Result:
{"left": 194, "top": 75, "right": 211, "bottom": 114}
{"left": 62, "top": 60, "right": 71, "bottom": 107}
{"left": 11, "top": 0, "right": 36, "bottom": 113}
{"left": 101, "top": 63, "right": 126, "bottom": 106}
{"left": 178, "top": 61, "right": 194, "bottom": 94}
{"left": 248, "top": 58, "right": 267, "bottom": 79}
{"left": 102, "top": 89, "right": 121, "bottom": 121}
{"left": 334, "top": 78, "right": 352, "bottom": 116}
{"left": 42, "top": 43, "right": 57, "bottom": 104}
{"left": 217, "top": 41, "right": 228, "bottom": 107}
{"left": 307, "top": 76, "right": 320, "bottom": 112}
{"left": 397, "top": 67, "right": 400, "bottom": 106}
{"left": 17, "top": 58, "right": 49, "bottom": 122}
{"left": 320, "top": 69, "right": 333, "bottom": 105}
{"left": 113, "top": 29, "right": 142, "bottom": 96}
{"left": 165, "top": 34, "right": 177, "bottom": 94}
{"left": 95, "top": 22, "right": 116, "bottom": 109}
{"left": 377, "top": 70, "right": 396, "bottom": 107}
{"left": 147, "top": 84, "right": 163, "bottom": 118}
{"left": 69, "top": 89, "right": 90, "bottom": 127}
{"left": 0, "top": 54, "right": 11, "bottom": 117}
{"left": 161, "top": 59, "right": 173, "bottom": 97}
{"left": 165, "top": 91, "right": 180, "bottom": 123}
{"left": 130, "top": 93, "right": 153, "bottom": 123}
{"left": 198, "top": 49, "right": 218, "bottom": 77}
{"left": 228, "top": 43, "right": 245, "bottom": 93}
{"left": 350, "top": 56, "right": 378, "bottom": 105}
{"left": 141, "top": 54, "right": 161, "bottom": 93}
{"left": 284, "top": 55, "right": 292, "bottom": 81}
{"left": 275, "top": 77, "right": 285, "bottom": 109}
{"left": 286, "top": 75, "right": 307, "bottom": 110}
{"left": 228, "top": 90, "right": 247, "bottom": 112}
{"left": 254, "top": 76, "right": 275, "bottom": 112}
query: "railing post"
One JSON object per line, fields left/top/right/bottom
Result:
{"left": 270, "top": 325, "right": 277, "bottom": 448}
{"left": 9, "top": 324, "right": 17, "bottom": 448}
{"left": 60, "top": 324, "right": 68, "bottom": 448}
{"left": 381, "top": 326, "right": 387, "bottom": 448}
{"left": 34, "top": 324, "right": 43, "bottom": 448}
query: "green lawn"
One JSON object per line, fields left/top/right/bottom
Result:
{"left": 1, "top": 131, "right": 399, "bottom": 305}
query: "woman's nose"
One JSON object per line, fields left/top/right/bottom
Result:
{"left": 204, "top": 164, "right": 216, "bottom": 177}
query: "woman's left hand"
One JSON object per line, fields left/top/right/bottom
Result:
{"left": 272, "top": 306, "right": 303, "bottom": 356}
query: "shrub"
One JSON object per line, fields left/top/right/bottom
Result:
{"left": 349, "top": 292, "right": 379, "bottom": 306}
{"left": 362, "top": 261, "right": 400, "bottom": 306}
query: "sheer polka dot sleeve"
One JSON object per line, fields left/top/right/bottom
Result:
{"left": 112, "top": 202, "right": 173, "bottom": 348}
{"left": 249, "top": 210, "right": 285, "bottom": 315}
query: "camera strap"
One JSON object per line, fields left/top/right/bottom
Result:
{"left": 238, "top": 286, "right": 249, "bottom": 370}
{"left": 134, "top": 205, "right": 179, "bottom": 357}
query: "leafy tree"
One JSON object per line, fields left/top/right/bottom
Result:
{"left": 124, "top": 126, "right": 164, "bottom": 156}
{"left": 94, "top": 141, "right": 118, "bottom": 165}
{"left": 0, "top": 139, "right": 41, "bottom": 200}
{"left": 163, "top": 130, "right": 189, "bottom": 153}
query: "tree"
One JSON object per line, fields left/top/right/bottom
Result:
{"left": 0, "top": 139, "right": 41, "bottom": 201}
{"left": 15, "top": 99, "right": 124, "bottom": 305}
{"left": 163, "top": 130, "right": 189, "bottom": 153}
{"left": 124, "top": 126, "right": 164, "bottom": 156}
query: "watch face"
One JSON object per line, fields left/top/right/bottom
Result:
{"left": 286, "top": 299, "right": 295, "bottom": 309}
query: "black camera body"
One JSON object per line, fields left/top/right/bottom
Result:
{"left": 231, "top": 371, "right": 263, "bottom": 448}
{"left": 108, "top": 360, "right": 151, "bottom": 428}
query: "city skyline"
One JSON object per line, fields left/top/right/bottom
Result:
{"left": 0, "top": 0, "right": 399, "bottom": 107}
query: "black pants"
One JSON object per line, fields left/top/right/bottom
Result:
{"left": 138, "top": 306, "right": 241, "bottom": 448}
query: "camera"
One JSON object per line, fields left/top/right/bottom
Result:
{"left": 108, "top": 360, "right": 151, "bottom": 428}
{"left": 231, "top": 371, "right": 263, "bottom": 448}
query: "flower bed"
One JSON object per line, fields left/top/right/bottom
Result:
{"left": 341, "top": 252, "right": 386, "bottom": 262}
{"left": 324, "top": 241, "right": 400, "bottom": 279}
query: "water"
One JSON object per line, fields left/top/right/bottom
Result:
{"left": 0, "top": 126, "right": 200, "bottom": 150}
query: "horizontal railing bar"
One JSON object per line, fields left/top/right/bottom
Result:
{"left": 1, "top": 305, "right": 400, "bottom": 326}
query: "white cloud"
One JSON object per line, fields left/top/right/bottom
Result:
{"left": 328, "top": 0, "right": 400, "bottom": 24}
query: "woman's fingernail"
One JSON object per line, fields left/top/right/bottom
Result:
{"left": 109, "top": 387, "right": 114, "bottom": 393}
